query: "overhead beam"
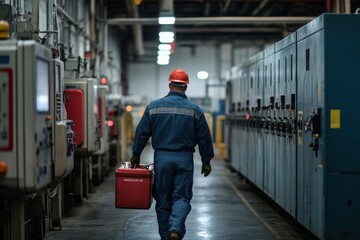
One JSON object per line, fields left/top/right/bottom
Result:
{"left": 175, "top": 27, "right": 284, "bottom": 33}
{"left": 107, "top": 16, "right": 314, "bottom": 26}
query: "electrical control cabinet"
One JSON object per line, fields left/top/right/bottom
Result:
{"left": 238, "top": 63, "right": 249, "bottom": 177}
{"left": 274, "top": 32, "right": 297, "bottom": 217}
{"left": 64, "top": 78, "right": 100, "bottom": 155}
{"left": 226, "top": 14, "right": 360, "bottom": 240}
{"left": 224, "top": 72, "right": 232, "bottom": 162}
{"left": 94, "top": 85, "right": 109, "bottom": 155}
{"left": 0, "top": 40, "right": 52, "bottom": 194}
{"left": 254, "top": 52, "right": 264, "bottom": 190}
{"left": 297, "top": 25, "right": 323, "bottom": 233}
{"left": 296, "top": 14, "right": 360, "bottom": 239}
{"left": 227, "top": 66, "right": 237, "bottom": 173}
{"left": 263, "top": 44, "right": 276, "bottom": 199}
{"left": 50, "top": 60, "right": 74, "bottom": 179}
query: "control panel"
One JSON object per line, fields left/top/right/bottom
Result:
{"left": 0, "top": 40, "right": 52, "bottom": 194}
{"left": 50, "top": 59, "right": 74, "bottom": 180}
{"left": 64, "top": 78, "right": 100, "bottom": 155}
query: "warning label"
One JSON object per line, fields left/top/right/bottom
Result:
{"left": 330, "top": 109, "right": 340, "bottom": 129}
{"left": 123, "top": 178, "right": 144, "bottom": 182}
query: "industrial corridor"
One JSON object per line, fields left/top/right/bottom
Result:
{"left": 46, "top": 146, "right": 312, "bottom": 240}
{"left": 2, "top": 1, "right": 360, "bottom": 240}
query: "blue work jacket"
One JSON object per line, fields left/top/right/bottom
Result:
{"left": 132, "top": 91, "right": 214, "bottom": 165}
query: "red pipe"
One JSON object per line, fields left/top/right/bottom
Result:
{"left": 327, "top": 0, "right": 332, "bottom": 12}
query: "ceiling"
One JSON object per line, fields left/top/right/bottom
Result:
{"left": 106, "top": 0, "right": 360, "bottom": 56}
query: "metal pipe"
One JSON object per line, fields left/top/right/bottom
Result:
{"left": 125, "top": 0, "right": 144, "bottom": 56}
{"left": 32, "top": 0, "right": 39, "bottom": 33}
{"left": 327, "top": 0, "right": 332, "bottom": 12}
{"left": 56, "top": 4, "right": 79, "bottom": 28}
{"left": 107, "top": 16, "right": 314, "bottom": 26}
{"left": 55, "top": 3, "right": 97, "bottom": 48}
{"left": 160, "top": 0, "right": 173, "bottom": 12}
{"left": 345, "top": 0, "right": 351, "bottom": 13}
{"left": 16, "top": 0, "right": 24, "bottom": 15}
{"left": 252, "top": 0, "right": 270, "bottom": 16}
{"left": 222, "top": 0, "right": 232, "bottom": 14}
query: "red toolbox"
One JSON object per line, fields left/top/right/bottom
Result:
{"left": 115, "top": 163, "right": 153, "bottom": 209}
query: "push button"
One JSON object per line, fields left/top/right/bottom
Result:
{"left": 0, "top": 161, "right": 7, "bottom": 175}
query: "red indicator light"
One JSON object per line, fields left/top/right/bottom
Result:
{"left": 0, "top": 161, "right": 8, "bottom": 175}
{"left": 101, "top": 77, "right": 107, "bottom": 85}
{"left": 125, "top": 105, "right": 133, "bottom": 112}
{"left": 108, "top": 120, "right": 114, "bottom": 127}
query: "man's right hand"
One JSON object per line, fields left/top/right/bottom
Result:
{"left": 130, "top": 154, "right": 140, "bottom": 168}
{"left": 201, "top": 164, "right": 212, "bottom": 177}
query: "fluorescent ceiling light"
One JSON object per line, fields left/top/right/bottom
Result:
{"left": 197, "top": 71, "right": 209, "bottom": 80}
{"left": 158, "top": 16, "right": 175, "bottom": 25}
{"left": 158, "top": 50, "right": 171, "bottom": 56}
{"left": 158, "top": 44, "right": 171, "bottom": 51}
{"left": 157, "top": 59, "right": 170, "bottom": 65}
{"left": 159, "top": 31, "right": 174, "bottom": 38}
{"left": 159, "top": 37, "right": 174, "bottom": 43}
{"left": 157, "top": 55, "right": 170, "bottom": 61}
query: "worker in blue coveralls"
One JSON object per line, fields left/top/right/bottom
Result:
{"left": 130, "top": 68, "right": 214, "bottom": 240}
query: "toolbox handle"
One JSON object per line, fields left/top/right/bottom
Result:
{"left": 123, "top": 162, "right": 154, "bottom": 170}
{"left": 142, "top": 163, "right": 154, "bottom": 170}
{"left": 124, "top": 162, "right": 132, "bottom": 169}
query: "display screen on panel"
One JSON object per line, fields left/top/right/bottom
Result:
{"left": 36, "top": 58, "right": 50, "bottom": 112}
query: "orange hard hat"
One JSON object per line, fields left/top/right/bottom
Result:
{"left": 168, "top": 68, "right": 189, "bottom": 84}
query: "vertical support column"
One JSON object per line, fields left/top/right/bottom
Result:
{"left": 31, "top": 0, "right": 39, "bottom": 40}
{"left": 73, "top": 158, "right": 84, "bottom": 204}
{"left": 47, "top": 0, "right": 55, "bottom": 46}
{"left": 11, "top": 197, "right": 25, "bottom": 240}
{"left": 50, "top": 183, "right": 64, "bottom": 229}
{"left": 90, "top": 0, "right": 96, "bottom": 68}
{"left": 344, "top": 0, "right": 351, "bottom": 13}
{"left": 120, "top": 112, "right": 131, "bottom": 163}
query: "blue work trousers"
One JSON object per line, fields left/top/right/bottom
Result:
{"left": 153, "top": 150, "right": 194, "bottom": 240}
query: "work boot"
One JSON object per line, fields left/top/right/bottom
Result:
{"left": 169, "top": 231, "right": 180, "bottom": 240}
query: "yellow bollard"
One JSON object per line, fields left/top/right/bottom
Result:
{"left": 0, "top": 20, "right": 10, "bottom": 40}
{"left": 215, "top": 115, "right": 227, "bottom": 160}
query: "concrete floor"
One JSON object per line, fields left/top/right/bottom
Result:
{"left": 46, "top": 146, "right": 314, "bottom": 240}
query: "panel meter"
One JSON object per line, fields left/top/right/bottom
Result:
{"left": 50, "top": 59, "right": 67, "bottom": 121}
{"left": 64, "top": 78, "right": 100, "bottom": 155}
{"left": 0, "top": 40, "right": 52, "bottom": 195}
{"left": 0, "top": 68, "right": 12, "bottom": 151}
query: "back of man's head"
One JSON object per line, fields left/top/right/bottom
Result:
{"left": 169, "top": 82, "right": 187, "bottom": 92}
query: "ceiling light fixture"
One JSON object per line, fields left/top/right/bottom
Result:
{"left": 158, "top": 16, "right": 175, "bottom": 25}
{"left": 157, "top": 59, "right": 170, "bottom": 65}
{"left": 159, "top": 31, "right": 175, "bottom": 38}
{"left": 197, "top": 71, "right": 209, "bottom": 80}
{"left": 159, "top": 37, "right": 174, "bottom": 43}
{"left": 158, "top": 50, "right": 171, "bottom": 55}
{"left": 158, "top": 44, "right": 171, "bottom": 51}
